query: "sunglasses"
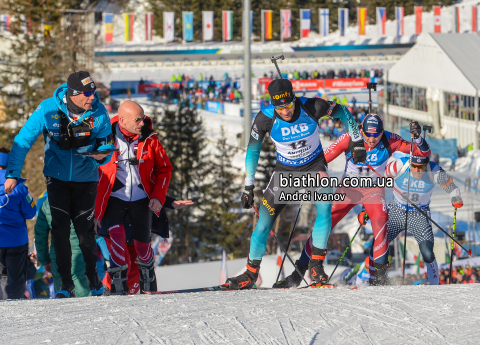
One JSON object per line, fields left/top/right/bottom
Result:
{"left": 411, "top": 164, "right": 427, "bottom": 169}
{"left": 132, "top": 115, "right": 146, "bottom": 124}
{"left": 69, "top": 87, "right": 96, "bottom": 97}
{"left": 362, "top": 130, "right": 383, "bottom": 138}
{"left": 274, "top": 98, "right": 295, "bottom": 111}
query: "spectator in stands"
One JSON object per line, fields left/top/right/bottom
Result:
{"left": 450, "top": 152, "right": 457, "bottom": 171}
{"left": 465, "top": 176, "right": 471, "bottom": 193}
{"left": 351, "top": 96, "right": 357, "bottom": 108}
{"left": 0, "top": 147, "right": 37, "bottom": 300}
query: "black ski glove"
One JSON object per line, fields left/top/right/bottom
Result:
{"left": 241, "top": 186, "right": 255, "bottom": 209}
{"left": 350, "top": 140, "right": 367, "bottom": 164}
{"left": 410, "top": 121, "right": 421, "bottom": 140}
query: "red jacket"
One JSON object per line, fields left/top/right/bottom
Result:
{"left": 95, "top": 116, "right": 172, "bottom": 220}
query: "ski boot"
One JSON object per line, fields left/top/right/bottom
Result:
{"left": 137, "top": 259, "right": 157, "bottom": 293}
{"left": 272, "top": 260, "right": 308, "bottom": 288}
{"left": 370, "top": 263, "right": 389, "bottom": 286}
{"left": 55, "top": 282, "right": 75, "bottom": 298}
{"left": 225, "top": 258, "right": 261, "bottom": 289}
{"left": 86, "top": 268, "right": 105, "bottom": 296}
{"left": 308, "top": 247, "right": 329, "bottom": 286}
{"left": 108, "top": 264, "right": 129, "bottom": 295}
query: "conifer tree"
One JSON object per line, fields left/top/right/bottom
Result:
{"left": 196, "top": 127, "right": 251, "bottom": 259}
{"left": 155, "top": 105, "right": 207, "bottom": 263}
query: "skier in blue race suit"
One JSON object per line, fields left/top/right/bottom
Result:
{"left": 384, "top": 155, "right": 463, "bottom": 285}
{"left": 225, "top": 79, "right": 366, "bottom": 289}
{"left": 4, "top": 71, "right": 115, "bottom": 298}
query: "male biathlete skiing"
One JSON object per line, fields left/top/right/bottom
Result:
{"left": 225, "top": 79, "right": 367, "bottom": 289}
{"left": 382, "top": 155, "right": 462, "bottom": 285}
{"left": 275, "top": 114, "right": 431, "bottom": 287}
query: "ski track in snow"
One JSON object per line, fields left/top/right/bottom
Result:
{"left": 2, "top": 285, "right": 480, "bottom": 344}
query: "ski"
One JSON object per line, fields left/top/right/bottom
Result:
{"left": 143, "top": 286, "right": 227, "bottom": 295}
{"left": 144, "top": 283, "right": 358, "bottom": 295}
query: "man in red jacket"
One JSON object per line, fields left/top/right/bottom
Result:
{"left": 93, "top": 100, "right": 172, "bottom": 294}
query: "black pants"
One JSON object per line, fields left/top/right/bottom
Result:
{"left": 46, "top": 177, "right": 98, "bottom": 286}
{"left": 103, "top": 197, "right": 152, "bottom": 243}
{"left": 0, "top": 243, "right": 28, "bottom": 300}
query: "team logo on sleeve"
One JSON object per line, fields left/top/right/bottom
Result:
{"left": 26, "top": 193, "right": 35, "bottom": 207}
{"left": 251, "top": 129, "right": 259, "bottom": 140}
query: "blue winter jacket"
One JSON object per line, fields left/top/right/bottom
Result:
{"left": 0, "top": 170, "right": 36, "bottom": 247}
{"left": 6, "top": 84, "right": 114, "bottom": 182}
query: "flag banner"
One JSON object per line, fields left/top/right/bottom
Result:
{"left": 104, "top": 13, "right": 113, "bottom": 42}
{"left": 164, "top": 12, "right": 174, "bottom": 42}
{"left": 203, "top": 11, "right": 213, "bottom": 41}
{"left": 338, "top": 8, "right": 349, "bottom": 36}
{"left": 263, "top": 10, "right": 273, "bottom": 40}
{"left": 358, "top": 8, "right": 367, "bottom": 35}
{"left": 376, "top": 7, "right": 386, "bottom": 36}
{"left": 183, "top": 11, "right": 194, "bottom": 41}
{"left": 219, "top": 250, "right": 228, "bottom": 284}
{"left": 276, "top": 246, "right": 285, "bottom": 281}
{"left": 222, "top": 10, "right": 233, "bottom": 41}
{"left": 1, "top": 14, "right": 10, "bottom": 31}
{"left": 453, "top": 7, "right": 460, "bottom": 33}
{"left": 395, "top": 7, "right": 404, "bottom": 37}
{"left": 434, "top": 6, "right": 441, "bottom": 33}
{"left": 124, "top": 13, "right": 134, "bottom": 42}
{"left": 281, "top": 9, "right": 291, "bottom": 39}
{"left": 415, "top": 6, "right": 423, "bottom": 34}
{"left": 473, "top": 6, "right": 478, "bottom": 32}
{"left": 319, "top": 8, "right": 329, "bottom": 37}
{"left": 300, "top": 9, "right": 310, "bottom": 38}
{"left": 145, "top": 12, "right": 153, "bottom": 41}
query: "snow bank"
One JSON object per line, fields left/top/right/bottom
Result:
{"left": 2, "top": 284, "right": 479, "bottom": 344}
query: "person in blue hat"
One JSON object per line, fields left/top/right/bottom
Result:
{"left": 0, "top": 147, "right": 37, "bottom": 300}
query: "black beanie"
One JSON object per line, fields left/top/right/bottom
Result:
{"left": 67, "top": 71, "right": 96, "bottom": 94}
{"left": 268, "top": 79, "right": 294, "bottom": 106}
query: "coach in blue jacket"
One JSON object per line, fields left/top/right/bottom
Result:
{"left": 0, "top": 147, "right": 36, "bottom": 300}
{"left": 4, "top": 71, "right": 115, "bottom": 298}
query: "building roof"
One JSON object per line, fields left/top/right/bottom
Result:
{"left": 388, "top": 33, "right": 480, "bottom": 96}
{"left": 432, "top": 33, "right": 480, "bottom": 92}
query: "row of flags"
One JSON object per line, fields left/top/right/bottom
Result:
{"left": 101, "top": 6, "right": 480, "bottom": 43}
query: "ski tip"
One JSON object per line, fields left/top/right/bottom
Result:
{"left": 309, "top": 283, "right": 337, "bottom": 289}
{"left": 468, "top": 249, "right": 473, "bottom": 256}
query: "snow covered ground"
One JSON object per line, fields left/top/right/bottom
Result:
{"left": 2, "top": 284, "right": 480, "bottom": 344}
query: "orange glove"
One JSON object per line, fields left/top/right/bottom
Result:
{"left": 358, "top": 211, "right": 369, "bottom": 225}
{"left": 452, "top": 196, "right": 463, "bottom": 209}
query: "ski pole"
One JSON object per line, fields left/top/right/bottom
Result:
{"left": 251, "top": 205, "right": 309, "bottom": 286}
{"left": 275, "top": 201, "right": 303, "bottom": 284}
{"left": 449, "top": 208, "right": 457, "bottom": 284}
{"left": 423, "top": 125, "right": 432, "bottom": 140}
{"left": 364, "top": 162, "right": 472, "bottom": 256}
{"left": 402, "top": 132, "right": 415, "bottom": 285}
{"left": 326, "top": 213, "right": 369, "bottom": 284}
